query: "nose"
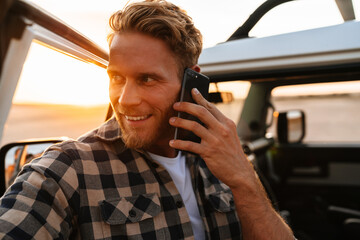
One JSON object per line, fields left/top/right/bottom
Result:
{"left": 118, "top": 80, "right": 141, "bottom": 107}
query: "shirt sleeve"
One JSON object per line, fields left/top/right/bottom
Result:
{"left": 0, "top": 148, "right": 79, "bottom": 239}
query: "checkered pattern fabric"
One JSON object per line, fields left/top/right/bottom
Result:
{"left": 0, "top": 117, "right": 241, "bottom": 239}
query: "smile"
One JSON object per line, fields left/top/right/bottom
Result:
{"left": 124, "top": 115, "right": 151, "bottom": 121}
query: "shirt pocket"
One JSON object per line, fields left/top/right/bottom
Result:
{"left": 99, "top": 193, "right": 161, "bottom": 225}
{"left": 207, "top": 190, "right": 235, "bottom": 213}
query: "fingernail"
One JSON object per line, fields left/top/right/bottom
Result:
{"left": 169, "top": 117, "right": 176, "bottom": 123}
{"left": 174, "top": 102, "right": 180, "bottom": 107}
{"left": 193, "top": 88, "right": 199, "bottom": 95}
{"left": 169, "top": 140, "right": 174, "bottom": 146}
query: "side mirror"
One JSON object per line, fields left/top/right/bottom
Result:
{"left": 276, "top": 110, "right": 306, "bottom": 144}
{"left": 0, "top": 138, "right": 67, "bottom": 194}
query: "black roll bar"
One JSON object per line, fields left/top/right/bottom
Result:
{"left": 227, "top": 0, "right": 295, "bottom": 41}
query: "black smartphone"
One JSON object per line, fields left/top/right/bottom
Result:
{"left": 174, "top": 68, "right": 210, "bottom": 143}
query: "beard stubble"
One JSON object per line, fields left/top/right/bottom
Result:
{"left": 117, "top": 98, "right": 177, "bottom": 150}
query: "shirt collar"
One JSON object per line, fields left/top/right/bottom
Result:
{"left": 94, "top": 116, "right": 123, "bottom": 142}
{"left": 93, "top": 117, "right": 200, "bottom": 162}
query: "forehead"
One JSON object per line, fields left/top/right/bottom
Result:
{"left": 108, "top": 32, "right": 181, "bottom": 77}
{"left": 109, "top": 33, "right": 173, "bottom": 61}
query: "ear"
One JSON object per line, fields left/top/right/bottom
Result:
{"left": 190, "top": 64, "right": 201, "bottom": 73}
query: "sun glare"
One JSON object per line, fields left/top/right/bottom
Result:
{"left": 13, "top": 42, "right": 109, "bottom": 106}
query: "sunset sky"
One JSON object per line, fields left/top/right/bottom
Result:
{"left": 28, "top": 0, "right": 358, "bottom": 48}
{"left": 12, "top": 0, "right": 360, "bottom": 106}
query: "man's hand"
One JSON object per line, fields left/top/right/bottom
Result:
{"left": 169, "top": 88, "right": 294, "bottom": 240}
{"left": 169, "top": 88, "right": 257, "bottom": 190}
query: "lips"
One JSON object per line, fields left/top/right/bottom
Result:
{"left": 124, "top": 115, "right": 151, "bottom": 121}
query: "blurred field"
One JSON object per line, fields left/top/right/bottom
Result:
{"left": 1, "top": 104, "right": 108, "bottom": 145}
{"left": 270, "top": 93, "right": 360, "bottom": 142}
{"left": 1, "top": 94, "right": 360, "bottom": 146}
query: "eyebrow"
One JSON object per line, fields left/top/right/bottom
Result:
{"left": 137, "top": 72, "right": 161, "bottom": 79}
{"left": 106, "top": 68, "right": 120, "bottom": 76}
{"left": 107, "top": 68, "right": 162, "bottom": 79}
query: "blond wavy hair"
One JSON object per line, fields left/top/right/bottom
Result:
{"left": 107, "top": 0, "right": 203, "bottom": 74}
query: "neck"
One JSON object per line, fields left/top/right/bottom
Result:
{"left": 146, "top": 143, "right": 177, "bottom": 158}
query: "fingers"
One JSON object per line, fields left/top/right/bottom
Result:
{"left": 173, "top": 88, "right": 237, "bottom": 135}
{"left": 173, "top": 88, "right": 228, "bottom": 127}
{"left": 174, "top": 88, "right": 226, "bottom": 128}
{"left": 169, "top": 116, "right": 211, "bottom": 140}
{"left": 170, "top": 87, "right": 239, "bottom": 155}
{"left": 191, "top": 88, "right": 228, "bottom": 122}
{"left": 169, "top": 138, "right": 203, "bottom": 155}
{"left": 173, "top": 101, "right": 218, "bottom": 130}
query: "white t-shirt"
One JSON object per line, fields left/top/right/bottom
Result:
{"left": 148, "top": 151, "right": 205, "bottom": 240}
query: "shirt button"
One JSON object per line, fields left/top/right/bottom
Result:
{"left": 176, "top": 200, "right": 183, "bottom": 208}
{"left": 129, "top": 210, "right": 136, "bottom": 218}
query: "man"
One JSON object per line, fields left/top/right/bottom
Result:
{"left": 0, "top": 0, "right": 294, "bottom": 239}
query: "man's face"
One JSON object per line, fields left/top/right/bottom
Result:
{"left": 107, "top": 32, "right": 181, "bottom": 152}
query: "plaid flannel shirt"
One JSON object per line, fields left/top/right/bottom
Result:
{"left": 0, "top": 117, "right": 241, "bottom": 239}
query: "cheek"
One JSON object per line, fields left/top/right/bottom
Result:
{"left": 170, "top": 82, "right": 181, "bottom": 101}
{"left": 154, "top": 84, "right": 180, "bottom": 106}
{"left": 109, "top": 84, "right": 122, "bottom": 105}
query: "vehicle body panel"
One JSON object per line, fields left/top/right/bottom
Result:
{"left": 199, "top": 21, "right": 360, "bottom": 81}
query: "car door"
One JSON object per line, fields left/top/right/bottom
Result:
{"left": 268, "top": 80, "right": 360, "bottom": 240}
{"left": 0, "top": 0, "right": 109, "bottom": 195}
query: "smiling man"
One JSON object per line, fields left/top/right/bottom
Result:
{"left": 107, "top": 32, "right": 181, "bottom": 156}
{"left": 0, "top": 0, "right": 294, "bottom": 239}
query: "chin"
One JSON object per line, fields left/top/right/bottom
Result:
{"left": 120, "top": 126, "right": 157, "bottom": 149}
{"left": 123, "top": 134, "right": 151, "bottom": 149}
{"left": 114, "top": 107, "right": 175, "bottom": 150}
